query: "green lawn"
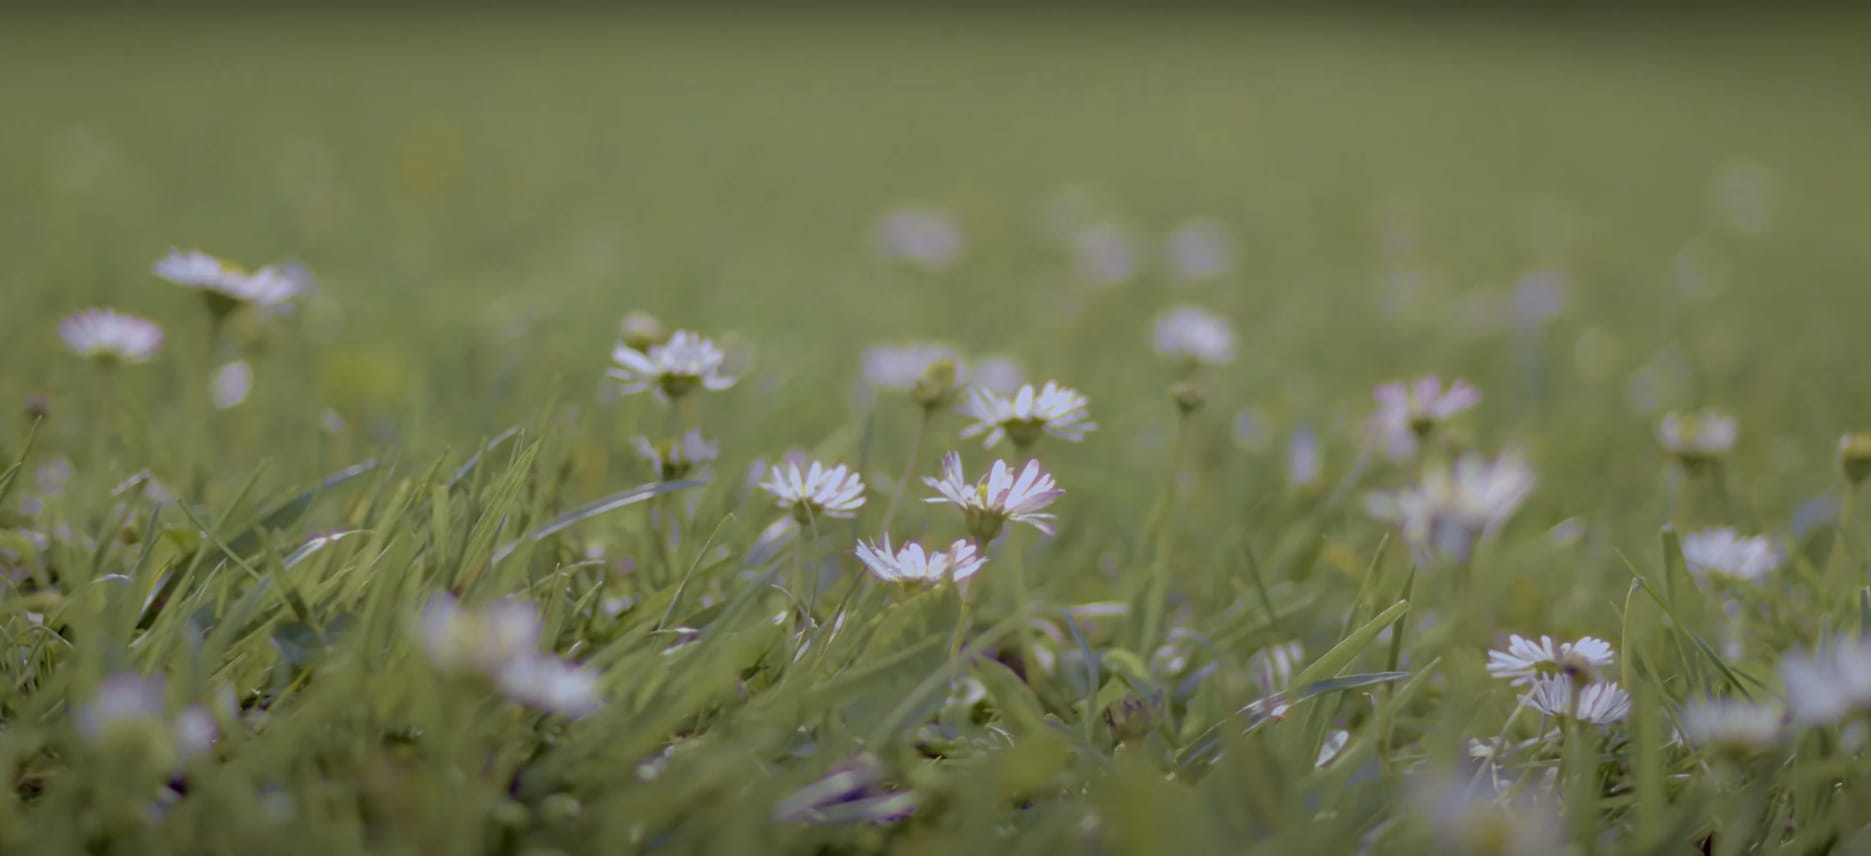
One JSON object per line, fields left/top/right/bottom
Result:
{"left": 3, "top": 10, "right": 1871, "bottom": 854}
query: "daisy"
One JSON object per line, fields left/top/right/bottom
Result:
{"left": 632, "top": 430, "right": 718, "bottom": 481}
{"left": 1777, "top": 635, "right": 1871, "bottom": 725}
{"left": 958, "top": 381, "right": 1096, "bottom": 450}
{"left": 419, "top": 595, "right": 543, "bottom": 677}
{"left": 1163, "top": 218, "right": 1235, "bottom": 284}
{"left": 153, "top": 248, "right": 303, "bottom": 317}
{"left": 1680, "top": 528, "right": 1780, "bottom": 583}
{"left": 1486, "top": 634, "right": 1616, "bottom": 686}
{"left": 1370, "top": 375, "right": 1480, "bottom": 458}
{"left": 75, "top": 673, "right": 216, "bottom": 764}
{"left": 1679, "top": 698, "right": 1784, "bottom": 753}
{"left": 1523, "top": 675, "right": 1630, "bottom": 725}
{"left": 1152, "top": 305, "right": 1236, "bottom": 367}
{"left": 923, "top": 452, "right": 1063, "bottom": 541}
{"left": 1070, "top": 222, "right": 1140, "bottom": 287}
{"left": 855, "top": 536, "right": 986, "bottom": 586}
{"left": 496, "top": 656, "right": 603, "bottom": 718}
{"left": 759, "top": 459, "right": 866, "bottom": 524}
{"left": 608, "top": 329, "right": 736, "bottom": 400}
{"left": 1658, "top": 409, "right": 1737, "bottom": 464}
{"left": 1365, "top": 449, "right": 1535, "bottom": 562}
{"left": 58, "top": 308, "right": 164, "bottom": 365}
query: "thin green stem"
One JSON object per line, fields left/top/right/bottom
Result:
{"left": 878, "top": 406, "right": 933, "bottom": 534}
{"left": 1138, "top": 410, "right": 1190, "bottom": 652}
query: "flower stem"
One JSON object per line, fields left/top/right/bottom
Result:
{"left": 1138, "top": 409, "right": 1191, "bottom": 652}
{"left": 878, "top": 405, "right": 933, "bottom": 534}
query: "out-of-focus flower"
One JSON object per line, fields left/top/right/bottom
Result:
{"left": 633, "top": 430, "right": 718, "bottom": 481}
{"left": 1418, "top": 770, "right": 1564, "bottom": 856}
{"left": 74, "top": 673, "right": 216, "bottom": 769}
{"left": 619, "top": 311, "right": 666, "bottom": 351}
{"left": 496, "top": 657, "right": 603, "bottom": 718}
{"left": 1778, "top": 635, "right": 1871, "bottom": 726}
{"left": 1486, "top": 635, "right": 1616, "bottom": 686}
{"left": 855, "top": 536, "right": 985, "bottom": 586}
{"left": 958, "top": 381, "right": 1096, "bottom": 450}
{"left": 1658, "top": 409, "right": 1736, "bottom": 468}
{"left": 860, "top": 343, "right": 962, "bottom": 394}
{"left": 1370, "top": 376, "right": 1480, "bottom": 459}
{"left": 1512, "top": 269, "right": 1568, "bottom": 328}
{"left": 759, "top": 459, "right": 865, "bottom": 524}
{"left": 609, "top": 330, "right": 736, "bottom": 400}
{"left": 419, "top": 595, "right": 602, "bottom": 717}
{"left": 1679, "top": 528, "right": 1780, "bottom": 584}
{"left": 154, "top": 249, "right": 303, "bottom": 318}
{"left": 1152, "top": 305, "right": 1236, "bottom": 368}
{"left": 420, "top": 595, "right": 543, "bottom": 677}
{"left": 1163, "top": 218, "right": 1235, "bottom": 283}
{"left": 1366, "top": 450, "right": 1534, "bottom": 562}
{"left": 58, "top": 308, "right": 164, "bottom": 365}
{"left": 970, "top": 355, "right": 1025, "bottom": 395}
{"left": 871, "top": 206, "right": 964, "bottom": 271}
{"left": 923, "top": 452, "right": 1062, "bottom": 540}
{"left": 1680, "top": 698, "right": 1784, "bottom": 753}
{"left": 1523, "top": 675, "right": 1629, "bottom": 725}
{"left": 1069, "top": 222, "right": 1139, "bottom": 287}
{"left": 211, "top": 360, "right": 254, "bottom": 409}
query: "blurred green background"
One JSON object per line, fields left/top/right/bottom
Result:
{"left": 4, "top": 9, "right": 1870, "bottom": 523}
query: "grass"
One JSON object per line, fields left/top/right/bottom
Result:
{"left": 4, "top": 8, "right": 1871, "bottom": 854}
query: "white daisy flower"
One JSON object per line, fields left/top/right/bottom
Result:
{"left": 153, "top": 248, "right": 303, "bottom": 316}
{"left": 1420, "top": 772, "right": 1565, "bottom": 856}
{"left": 75, "top": 672, "right": 170, "bottom": 743}
{"left": 1777, "top": 635, "right": 1871, "bottom": 726}
{"left": 1486, "top": 634, "right": 1616, "bottom": 686}
{"left": 1680, "top": 698, "right": 1784, "bottom": 752}
{"left": 608, "top": 329, "right": 736, "bottom": 400}
{"left": 1680, "top": 528, "right": 1780, "bottom": 583}
{"left": 632, "top": 430, "right": 718, "bottom": 481}
{"left": 923, "top": 452, "right": 1063, "bottom": 541}
{"left": 871, "top": 206, "right": 964, "bottom": 271}
{"left": 496, "top": 656, "right": 603, "bottom": 718}
{"left": 211, "top": 360, "right": 254, "bottom": 409}
{"left": 958, "top": 381, "right": 1096, "bottom": 450}
{"left": 1658, "top": 409, "right": 1737, "bottom": 461}
{"left": 1523, "top": 675, "right": 1630, "bottom": 725}
{"left": 1152, "top": 305, "right": 1237, "bottom": 367}
{"left": 58, "top": 308, "right": 164, "bottom": 365}
{"left": 854, "top": 537, "right": 986, "bottom": 586}
{"left": 759, "top": 459, "right": 866, "bottom": 523}
{"left": 1370, "top": 375, "right": 1480, "bottom": 459}
{"left": 1249, "top": 640, "right": 1305, "bottom": 692}
{"left": 1365, "top": 449, "right": 1535, "bottom": 562}
{"left": 419, "top": 595, "right": 542, "bottom": 677}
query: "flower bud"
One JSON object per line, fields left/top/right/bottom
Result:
{"left": 1169, "top": 382, "right": 1206, "bottom": 414}
{"left": 619, "top": 311, "right": 665, "bottom": 352}
{"left": 1840, "top": 433, "right": 1871, "bottom": 486}
{"left": 910, "top": 357, "right": 959, "bottom": 410}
